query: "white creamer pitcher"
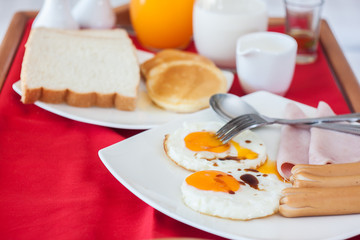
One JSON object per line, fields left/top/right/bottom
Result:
{"left": 193, "top": 0, "right": 268, "bottom": 68}
{"left": 236, "top": 32, "right": 298, "bottom": 95}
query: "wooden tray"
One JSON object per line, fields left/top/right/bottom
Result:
{"left": 1, "top": 4, "right": 359, "bottom": 112}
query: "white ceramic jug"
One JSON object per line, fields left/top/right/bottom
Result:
{"left": 193, "top": 0, "right": 268, "bottom": 68}
{"left": 32, "top": 0, "right": 79, "bottom": 29}
{"left": 72, "top": 0, "right": 116, "bottom": 29}
{"left": 236, "top": 32, "right": 298, "bottom": 95}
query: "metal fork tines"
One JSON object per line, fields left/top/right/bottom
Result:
{"left": 216, "top": 114, "right": 268, "bottom": 144}
{"left": 216, "top": 113, "right": 360, "bottom": 144}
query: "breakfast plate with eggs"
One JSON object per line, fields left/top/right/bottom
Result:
{"left": 12, "top": 50, "right": 234, "bottom": 130}
{"left": 99, "top": 91, "right": 360, "bottom": 240}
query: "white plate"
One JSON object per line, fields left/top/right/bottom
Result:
{"left": 98, "top": 91, "right": 360, "bottom": 240}
{"left": 13, "top": 50, "right": 234, "bottom": 130}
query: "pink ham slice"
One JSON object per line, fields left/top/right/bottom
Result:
{"left": 309, "top": 101, "right": 360, "bottom": 165}
{"left": 277, "top": 102, "right": 311, "bottom": 179}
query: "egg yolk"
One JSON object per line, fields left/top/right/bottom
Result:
{"left": 186, "top": 170, "right": 240, "bottom": 193}
{"left": 231, "top": 140, "right": 258, "bottom": 159}
{"left": 184, "top": 131, "right": 230, "bottom": 153}
{"left": 257, "top": 159, "right": 285, "bottom": 181}
{"left": 184, "top": 131, "right": 259, "bottom": 160}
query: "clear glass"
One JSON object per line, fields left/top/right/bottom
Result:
{"left": 284, "top": 0, "right": 324, "bottom": 64}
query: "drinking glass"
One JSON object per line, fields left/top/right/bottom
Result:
{"left": 284, "top": 0, "right": 324, "bottom": 64}
{"left": 130, "top": 0, "right": 195, "bottom": 51}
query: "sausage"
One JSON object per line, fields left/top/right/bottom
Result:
{"left": 291, "top": 162, "right": 360, "bottom": 177}
{"left": 292, "top": 171, "right": 360, "bottom": 188}
{"left": 279, "top": 186, "right": 360, "bottom": 217}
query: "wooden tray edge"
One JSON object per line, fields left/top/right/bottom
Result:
{"left": 0, "top": 11, "right": 36, "bottom": 91}
{"left": 320, "top": 19, "right": 360, "bottom": 112}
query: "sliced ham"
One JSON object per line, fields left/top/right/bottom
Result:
{"left": 277, "top": 102, "right": 311, "bottom": 179}
{"left": 309, "top": 101, "right": 360, "bottom": 165}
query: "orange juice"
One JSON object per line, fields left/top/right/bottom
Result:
{"left": 130, "top": 0, "right": 195, "bottom": 50}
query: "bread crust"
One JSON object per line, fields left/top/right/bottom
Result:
{"left": 22, "top": 86, "right": 137, "bottom": 110}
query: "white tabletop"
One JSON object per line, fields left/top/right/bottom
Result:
{"left": 1, "top": 0, "right": 359, "bottom": 85}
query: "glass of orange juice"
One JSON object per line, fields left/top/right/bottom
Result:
{"left": 130, "top": 0, "right": 195, "bottom": 50}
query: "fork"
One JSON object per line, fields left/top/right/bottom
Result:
{"left": 216, "top": 113, "right": 360, "bottom": 143}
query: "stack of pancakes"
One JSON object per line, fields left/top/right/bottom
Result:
{"left": 141, "top": 49, "right": 227, "bottom": 113}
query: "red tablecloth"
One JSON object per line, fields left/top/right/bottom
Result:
{"left": 0, "top": 20, "right": 357, "bottom": 240}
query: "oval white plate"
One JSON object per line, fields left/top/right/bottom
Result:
{"left": 13, "top": 50, "right": 234, "bottom": 130}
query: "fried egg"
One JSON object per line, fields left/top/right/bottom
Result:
{"left": 181, "top": 169, "right": 290, "bottom": 220}
{"left": 164, "top": 121, "right": 266, "bottom": 172}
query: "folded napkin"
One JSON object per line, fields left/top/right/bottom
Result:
{"left": 277, "top": 102, "right": 360, "bottom": 179}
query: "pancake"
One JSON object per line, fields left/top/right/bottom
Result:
{"left": 142, "top": 49, "right": 227, "bottom": 113}
{"left": 140, "top": 49, "right": 214, "bottom": 78}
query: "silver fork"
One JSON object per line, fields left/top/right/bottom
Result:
{"left": 216, "top": 113, "right": 360, "bottom": 143}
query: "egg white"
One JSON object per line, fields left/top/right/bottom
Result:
{"left": 164, "top": 121, "right": 267, "bottom": 172}
{"left": 181, "top": 170, "right": 290, "bottom": 220}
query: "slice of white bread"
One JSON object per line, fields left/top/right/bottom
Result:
{"left": 21, "top": 28, "right": 140, "bottom": 111}
{"left": 141, "top": 49, "right": 227, "bottom": 113}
